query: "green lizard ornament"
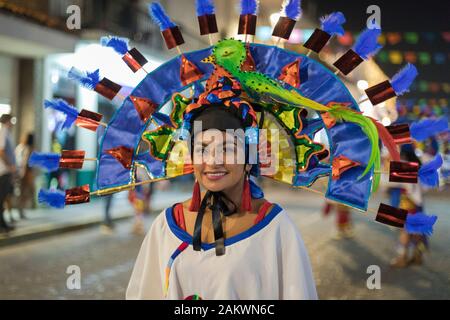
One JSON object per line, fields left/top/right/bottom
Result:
{"left": 201, "top": 38, "right": 381, "bottom": 190}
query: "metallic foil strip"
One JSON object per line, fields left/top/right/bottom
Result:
{"left": 386, "top": 124, "right": 411, "bottom": 145}
{"left": 129, "top": 48, "right": 148, "bottom": 67}
{"left": 375, "top": 203, "right": 407, "bottom": 228}
{"left": 106, "top": 146, "right": 134, "bottom": 169}
{"left": 238, "top": 14, "right": 257, "bottom": 35}
{"left": 333, "top": 49, "right": 364, "bottom": 75}
{"left": 122, "top": 48, "right": 148, "bottom": 73}
{"left": 272, "top": 16, "right": 296, "bottom": 40}
{"left": 65, "top": 185, "right": 90, "bottom": 205}
{"left": 59, "top": 150, "right": 86, "bottom": 169}
{"left": 332, "top": 155, "right": 360, "bottom": 180}
{"left": 389, "top": 161, "right": 419, "bottom": 183}
{"left": 303, "top": 28, "right": 331, "bottom": 53}
{"left": 198, "top": 14, "right": 218, "bottom": 35}
{"left": 162, "top": 26, "right": 185, "bottom": 49}
{"left": 130, "top": 96, "right": 158, "bottom": 123}
{"left": 94, "top": 78, "right": 122, "bottom": 100}
{"left": 180, "top": 55, "right": 204, "bottom": 86}
{"left": 278, "top": 58, "right": 301, "bottom": 88}
{"left": 75, "top": 109, "right": 103, "bottom": 132}
{"left": 365, "top": 80, "right": 396, "bottom": 105}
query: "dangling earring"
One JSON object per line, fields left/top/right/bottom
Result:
{"left": 241, "top": 172, "right": 252, "bottom": 212}
{"left": 189, "top": 179, "right": 201, "bottom": 211}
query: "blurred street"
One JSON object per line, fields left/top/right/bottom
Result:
{"left": 0, "top": 184, "right": 448, "bottom": 300}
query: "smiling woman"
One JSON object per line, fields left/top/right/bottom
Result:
{"left": 126, "top": 76, "right": 318, "bottom": 300}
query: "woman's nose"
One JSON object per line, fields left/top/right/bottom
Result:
{"left": 204, "top": 147, "right": 224, "bottom": 165}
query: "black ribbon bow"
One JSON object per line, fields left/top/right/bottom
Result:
{"left": 193, "top": 191, "right": 236, "bottom": 256}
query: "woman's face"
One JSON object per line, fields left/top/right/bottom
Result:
{"left": 192, "top": 129, "right": 250, "bottom": 192}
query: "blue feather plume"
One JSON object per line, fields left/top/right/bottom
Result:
{"left": 43, "top": 99, "right": 78, "bottom": 130}
{"left": 282, "top": 0, "right": 301, "bottom": 20}
{"left": 29, "top": 152, "right": 61, "bottom": 172}
{"left": 149, "top": 2, "right": 176, "bottom": 31}
{"left": 419, "top": 154, "right": 443, "bottom": 187}
{"left": 249, "top": 178, "right": 264, "bottom": 199}
{"left": 410, "top": 117, "right": 448, "bottom": 141}
{"left": 196, "top": 0, "right": 215, "bottom": 16}
{"left": 320, "top": 11, "right": 346, "bottom": 36}
{"left": 38, "top": 189, "right": 66, "bottom": 208}
{"left": 68, "top": 67, "right": 100, "bottom": 90}
{"left": 240, "top": 0, "right": 259, "bottom": 15}
{"left": 100, "top": 36, "right": 129, "bottom": 55}
{"left": 405, "top": 212, "right": 438, "bottom": 236}
{"left": 391, "top": 64, "right": 418, "bottom": 95}
{"left": 353, "top": 27, "right": 382, "bottom": 59}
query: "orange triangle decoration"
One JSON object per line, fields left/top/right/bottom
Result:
{"left": 332, "top": 155, "right": 360, "bottom": 180}
{"left": 205, "top": 64, "right": 233, "bottom": 91}
{"left": 321, "top": 112, "right": 336, "bottom": 129}
{"left": 241, "top": 45, "right": 256, "bottom": 71}
{"left": 278, "top": 58, "right": 301, "bottom": 88}
{"left": 130, "top": 96, "right": 158, "bottom": 123}
{"left": 106, "top": 146, "right": 134, "bottom": 169}
{"left": 180, "top": 55, "right": 204, "bottom": 86}
{"left": 205, "top": 65, "right": 233, "bottom": 92}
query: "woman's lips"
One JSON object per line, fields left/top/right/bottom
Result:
{"left": 203, "top": 172, "right": 228, "bottom": 181}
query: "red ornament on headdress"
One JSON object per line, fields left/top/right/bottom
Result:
{"left": 332, "top": 155, "right": 360, "bottom": 180}
{"left": 59, "top": 150, "right": 86, "bottom": 169}
{"left": 376, "top": 203, "right": 407, "bottom": 228}
{"left": 180, "top": 55, "right": 204, "bottom": 86}
{"left": 75, "top": 109, "right": 103, "bottom": 132}
{"left": 106, "top": 146, "right": 134, "bottom": 169}
{"left": 278, "top": 58, "right": 301, "bottom": 88}
{"left": 65, "top": 185, "right": 90, "bottom": 205}
{"left": 241, "top": 45, "right": 256, "bottom": 72}
{"left": 130, "top": 96, "right": 158, "bottom": 123}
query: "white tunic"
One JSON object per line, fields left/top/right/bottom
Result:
{"left": 126, "top": 203, "right": 318, "bottom": 300}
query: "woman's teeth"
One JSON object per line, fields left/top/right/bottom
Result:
{"left": 205, "top": 172, "right": 227, "bottom": 176}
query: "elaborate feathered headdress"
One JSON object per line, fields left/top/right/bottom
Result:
{"left": 32, "top": 1, "right": 446, "bottom": 235}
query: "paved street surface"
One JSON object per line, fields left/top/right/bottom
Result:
{"left": 0, "top": 183, "right": 449, "bottom": 299}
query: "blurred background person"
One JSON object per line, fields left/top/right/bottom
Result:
{"left": 389, "top": 145, "right": 428, "bottom": 268}
{"left": 127, "top": 167, "right": 151, "bottom": 235}
{"left": 0, "top": 114, "right": 16, "bottom": 233}
{"left": 322, "top": 202, "right": 354, "bottom": 239}
{"left": 100, "top": 194, "right": 115, "bottom": 234}
{"left": 14, "top": 132, "right": 36, "bottom": 220}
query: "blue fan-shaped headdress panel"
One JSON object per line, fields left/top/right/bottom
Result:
{"left": 97, "top": 44, "right": 372, "bottom": 210}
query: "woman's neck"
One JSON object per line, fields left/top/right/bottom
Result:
{"left": 221, "top": 176, "right": 245, "bottom": 210}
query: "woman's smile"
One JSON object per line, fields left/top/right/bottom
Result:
{"left": 203, "top": 171, "right": 229, "bottom": 180}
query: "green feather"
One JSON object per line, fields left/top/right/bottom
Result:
{"left": 328, "top": 106, "right": 380, "bottom": 191}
